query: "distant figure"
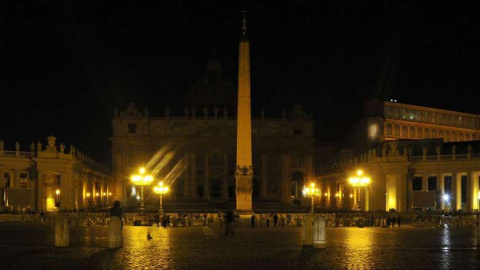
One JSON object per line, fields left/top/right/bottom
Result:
{"left": 147, "top": 233, "right": 153, "bottom": 240}
{"left": 391, "top": 216, "right": 396, "bottom": 227}
{"left": 225, "top": 211, "right": 234, "bottom": 235}
{"left": 155, "top": 214, "right": 160, "bottom": 227}
{"left": 397, "top": 215, "right": 401, "bottom": 227}
{"left": 110, "top": 201, "right": 123, "bottom": 227}
{"left": 273, "top": 214, "right": 279, "bottom": 227}
{"left": 162, "top": 214, "right": 168, "bottom": 228}
{"left": 251, "top": 214, "right": 256, "bottom": 228}
{"left": 386, "top": 217, "right": 391, "bottom": 228}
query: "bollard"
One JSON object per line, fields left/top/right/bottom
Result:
{"left": 108, "top": 216, "right": 123, "bottom": 249}
{"left": 477, "top": 215, "right": 480, "bottom": 246}
{"left": 313, "top": 216, "right": 326, "bottom": 249}
{"left": 55, "top": 215, "right": 69, "bottom": 247}
{"left": 302, "top": 215, "right": 315, "bottom": 246}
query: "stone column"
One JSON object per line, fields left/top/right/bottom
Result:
{"left": 190, "top": 153, "right": 197, "bottom": 199}
{"left": 437, "top": 173, "right": 445, "bottom": 209}
{"left": 422, "top": 174, "right": 428, "bottom": 192}
{"left": 473, "top": 172, "right": 479, "bottom": 211}
{"left": 452, "top": 173, "right": 462, "bottom": 210}
{"left": 467, "top": 171, "right": 474, "bottom": 212}
{"left": 37, "top": 171, "right": 45, "bottom": 212}
{"left": 280, "top": 153, "right": 291, "bottom": 202}
{"left": 260, "top": 153, "right": 268, "bottom": 199}
{"left": 204, "top": 152, "right": 210, "bottom": 200}
{"left": 407, "top": 174, "right": 413, "bottom": 212}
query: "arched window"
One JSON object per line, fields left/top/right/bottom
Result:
{"left": 446, "top": 131, "right": 451, "bottom": 142}
{"left": 432, "top": 129, "right": 437, "bottom": 138}
{"left": 402, "top": 126, "right": 408, "bottom": 137}
{"left": 439, "top": 130, "right": 444, "bottom": 139}
{"left": 425, "top": 129, "right": 430, "bottom": 139}
{"left": 452, "top": 132, "right": 458, "bottom": 142}
{"left": 410, "top": 127, "right": 416, "bottom": 138}
{"left": 465, "top": 133, "right": 471, "bottom": 141}
{"left": 459, "top": 133, "right": 464, "bottom": 141}
{"left": 386, "top": 124, "right": 393, "bottom": 135}
{"left": 417, "top": 128, "right": 423, "bottom": 139}
{"left": 394, "top": 125, "right": 400, "bottom": 137}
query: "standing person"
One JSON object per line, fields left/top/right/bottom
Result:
{"left": 250, "top": 214, "right": 256, "bottom": 228}
{"left": 391, "top": 216, "right": 396, "bottom": 227}
{"left": 162, "top": 214, "right": 168, "bottom": 228}
{"left": 397, "top": 215, "right": 401, "bottom": 227}
{"left": 386, "top": 217, "right": 391, "bottom": 228}
{"left": 225, "top": 211, "right": 234, "bottom": 235}
{"left": 273, "top": 214, "right": 279, "bottom": 227}
{"left": 110, "top": 201, "right": 123, "bottom": 227}
{"left": 155, "top": 214, "right": 160, "bottom": 227}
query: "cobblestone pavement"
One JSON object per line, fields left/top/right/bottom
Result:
{"left": 0, "top": 224, "right": 478, "bottom": 269}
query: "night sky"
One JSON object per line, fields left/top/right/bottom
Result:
{"left": 2, "top": 1, "right": 479, "bottom": 165}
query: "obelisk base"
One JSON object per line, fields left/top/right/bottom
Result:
{"left": 236, "top": 175, "right": 253, "bottom": 215}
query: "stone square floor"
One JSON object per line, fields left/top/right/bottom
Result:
{"left": 0, "top": 224, "right": 478, "bottom": 269}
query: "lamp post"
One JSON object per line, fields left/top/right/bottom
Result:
{"left": 131, "top": 167, "right": 154, "bottom": 211}
{"left": 348, "top": 170, "right": 371, "bottom": 211}
{"left": 55, "top": 189, "right": 60, "bottom": 208}
{"left": 303, "top": 183, "right": 320, "bottom": 213}
{"left": 153, "top": 181, "right": 169, "bottom": 214}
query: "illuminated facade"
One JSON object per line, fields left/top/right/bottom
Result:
{"left": 111, "top": 57, "right": 315, "bottom": 207}
{"left": 0, "top": 136, "right": 111, "bottom": 212}
{"left": 318, "top": 100, "right": 480, "bottom": 212}
{"left": 354, "top": 99, "right": 480, "bottom": 154}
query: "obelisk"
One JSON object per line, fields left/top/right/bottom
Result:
{"left": 235, "top": 8, "right": 253, "bottom": 214}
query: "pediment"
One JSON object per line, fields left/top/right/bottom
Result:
{"left": 195, "top": 124, "right": 235, "bottom": 137}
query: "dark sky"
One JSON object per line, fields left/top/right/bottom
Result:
{"left": 2, "top": 1, "right": 479, "bottom": 165}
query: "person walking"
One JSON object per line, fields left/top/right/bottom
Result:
{"left": 225, "top": 211, "right": 234, "bottom": 235}
{"left": 397, "top": 215, "right": 401, "bottom": 227}
{"left": 391, "top": 216, "right": 396, "bottom": 227}
{"left": 273, "top": 214, "right": 279, "bottom": 227}
{"left": 250, "top": 214, "right": 256, "bottom": 228}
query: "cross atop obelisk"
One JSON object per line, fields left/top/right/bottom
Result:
{"left": 235, "top": 7, "right": 253, "bottom": 215}
{"left": 240, "top": 6, "right": 249, "bottom": 38}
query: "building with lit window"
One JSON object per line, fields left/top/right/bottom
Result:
{"left": 111, "top": 57, "right": 315, "bottom": 208}
{"left": 0, "top": 136, "right": 111, "bottom": 212}
{"left": 317, "top": 100, "right": 480, "bottom": 213}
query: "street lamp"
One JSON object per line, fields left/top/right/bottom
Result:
{"left": 131, "top": 167, "right": 154, "bottom": 211}
{"left": 55, "top": 189, "right": 60, "bottom": 208}
{"left": 303, "top": 183, "right": 320, "bottom": 213}
{"left": 348, "top": 170, "right": 371, "bottom": 211}
{"left": 153, "top": 181, "right": 169, "bottom": 214}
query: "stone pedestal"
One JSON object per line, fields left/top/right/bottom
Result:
{"left": 55, "top": 215, "right": 69, "bottom": 247}
{"left": 302, "top": 214, "right": 315, "bottom": 246}
{"left": 108, "top": 216, "right": 123, "bottom": 249}
{"left": 313, "top": 217, "right": 326, "bottom": 249}
{"left": 236, "top": 175, "right": 253, "bottom": 213}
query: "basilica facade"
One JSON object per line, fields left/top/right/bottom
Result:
{"left": 111, "top": 58, "right": 315, "bottom": 207}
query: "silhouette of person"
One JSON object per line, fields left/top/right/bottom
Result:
{"left": 225, "top": 211, "right": 234, "bottom": 235}
{"left": 273, "top": 214, "right": 279, "bottom": 227}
